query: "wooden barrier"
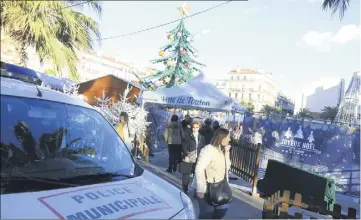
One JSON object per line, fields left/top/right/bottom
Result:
{"left": 230, "top": 142, "right": 261, "bottom": 196}
{"left": 263, "top": 190, "right": 357, "bottom": 219}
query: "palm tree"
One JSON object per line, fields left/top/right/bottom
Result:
{"left": 261, "top": 105, "right": 282, "bottom": 119}
{"left": 240, "top": 101, "right": 255, "bottom": 114}
{"left": 322, "top": 0, "right": 351, "bottom": 19}
{"left": 1, "top": 1, "right": 102, "bottom": 81}
{"left": 297, "top": 108, "right": 313, "bottom": 121}
{"left": 273, "top": 106, "right": 282, "bottom": 118}
{"left": 320, "top": 105, "right": 339, "bottom": 123}
{"left": 261, "top": 105, "right": 273, "bottom": 118}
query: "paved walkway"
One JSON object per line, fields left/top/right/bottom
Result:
{"left": 141, "top": 151, "right": 264, "bottom": 219}
{"left": 144, "top": 150, "right": 360, "bottom": 218}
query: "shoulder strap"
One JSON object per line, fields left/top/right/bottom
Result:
{"left": 223, "top": 150, "right": 227, "bottom": 178}
{"left": 204, "top": 146, "right": 227, "bottom": 183}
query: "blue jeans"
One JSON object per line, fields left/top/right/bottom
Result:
{"left": 198, "top": 197, "right": 229, "bottom": 219}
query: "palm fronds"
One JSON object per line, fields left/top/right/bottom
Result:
{"left": 1, "top": 1, "right": 101, "bottom": 79}
{"left": 322, "top": 0, "right": 350, "bottom": 19}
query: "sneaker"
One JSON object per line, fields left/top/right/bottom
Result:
{"left": 166, "top": 169, "right": 172, "bottom": 173}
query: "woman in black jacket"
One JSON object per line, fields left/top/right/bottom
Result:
{"left": 180, "top": 121, "right": 205, "bottom": 193}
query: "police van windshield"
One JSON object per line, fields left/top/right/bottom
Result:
{"left": 1, "top": 95, "right": 136, "bottom": 193}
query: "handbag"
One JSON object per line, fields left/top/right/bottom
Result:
{"left": 205, "top": 150, "right": 232, "bottom": 206}
{"left": 179, "top": 161, "right": 194, "bottom": 175}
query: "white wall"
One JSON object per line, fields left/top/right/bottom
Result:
{"left": 294, "top": 78, "right": 345, "bottom": 113}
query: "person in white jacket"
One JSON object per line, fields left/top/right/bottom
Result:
{"left": 195, "top": 128, "right": 232, "bottom": 219}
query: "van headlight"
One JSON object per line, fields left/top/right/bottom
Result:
{"left": 173, "top": 192, "right": 196, "bottom": 219}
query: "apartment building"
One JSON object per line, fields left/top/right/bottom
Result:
{"left": 0, "top": 36, "right": 150, "bottom": 83}
{"left": 226, "top": 68, "right": 277, "bottom": 112}
{"left": 276, "top": 93, "right": 295, "bottom": 116}
{"left": 76, "top": 51, "right": 147, "bottom": 82}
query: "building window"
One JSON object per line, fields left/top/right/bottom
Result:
{"left": 242, "top": 84, "right": 245, "bottom": 89}
{"left": 237, "top": 76, "right": 240, "bottom": 80}
{"left": 235, "top": 93, "right": 238, "bottom": 99}
{"left": 241, "top": 93, "right": 244, "bottom": 99}
{"left": 244, "top": 76, "right": 247, "bottom": 80}
{"left": 259, "top": 85, "right": 261, "bottom": 91}
{"left": 249, "top": 93, "right": 252, "bottom": 100}
{"left": 258, "top": 94, "right": 260, "bottom": 100}
{"left": 231, "top": 76, "right": 233, "bottom": 80}
{"left": 229, "top": 93, "right": 231, "bottom": 97}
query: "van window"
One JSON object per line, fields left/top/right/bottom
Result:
{"left": 66, "top": 104, "right": 134, "bottom": 175}
{"left": 1, "top": 96, "right": 135, "bottom": 194}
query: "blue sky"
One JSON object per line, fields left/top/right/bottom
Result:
{"left": 82, "top": 0, "right": 360, "bottom": 100}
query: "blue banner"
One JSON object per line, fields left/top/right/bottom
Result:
{"left": 241, "top": 116, "right": 360, "bottom": 194}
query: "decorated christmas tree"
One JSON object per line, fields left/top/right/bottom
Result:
{"left": 141, "top": 2, "right": 205, "bottom": 90}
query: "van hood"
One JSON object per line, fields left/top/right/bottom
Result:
{"left": 0, "top": 170, "right": 186, "bottom": 219}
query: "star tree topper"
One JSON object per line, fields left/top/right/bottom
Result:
{"left": 178, "top": 2, "right": 190, "bottom": 17}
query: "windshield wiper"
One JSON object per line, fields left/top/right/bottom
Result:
{"left": 95, "top": 172, "right": 135, "bottom": 178}
{"left": 1, "top": 174, "right": 79, "bottom": 194}
{"left": 1, "top": 174, "right": 78, "bottom": 187}
{"left": 58, "top": 172, "right": 135, "bottom": 181}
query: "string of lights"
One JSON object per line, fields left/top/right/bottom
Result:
{"left": 94, "top": 1, "right": 234, "bottom": 42}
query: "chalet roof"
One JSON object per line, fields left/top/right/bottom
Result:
{"left": 77, "top": 74, "right": 143, "bottom": 90}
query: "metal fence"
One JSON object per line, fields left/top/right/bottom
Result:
{"left": 230, "top": 141, "right": 261, "bottom": 196}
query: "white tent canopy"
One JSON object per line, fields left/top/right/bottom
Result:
{"left": 140, "top": 74, "right": 246, "bottom": 113}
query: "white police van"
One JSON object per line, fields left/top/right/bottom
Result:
{"left": 0, "top": 74, "right": 196, "bottom": 219}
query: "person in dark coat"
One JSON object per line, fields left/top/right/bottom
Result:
{"left": 213, "top": 120, "right": 220, "bottom": 132}
{"left": 181, "top": 115, "right": 192, "bottom": 134}
{"left": 199, "top": 118, "right": 214, "bottom": 145}
{"left": 164, "top": 115, "right": 183, "bottom": 173}
{"left": 181, "top": 121, "right": 205, "bottom": 193}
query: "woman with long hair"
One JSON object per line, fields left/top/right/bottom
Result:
{"left": 116, "top": 111, "right": 131, "bottom": 150}
{"left": 195, "top": 128, "right": 232, "bottom": 219}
